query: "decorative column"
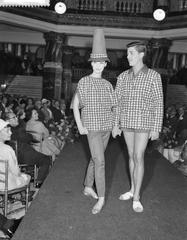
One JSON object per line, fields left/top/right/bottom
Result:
{"left": 43, "top": 32, "right": 66, "bottom": 100}
{"left": 147, "top": 38, "right": 172, "bottom": 105}
{"left": 148, "top": 38, "right": 171, "bottom": 70}
{"left": 62, "top": 46, "right": 74, "bottom": 104}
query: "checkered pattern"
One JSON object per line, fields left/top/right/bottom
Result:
{"left": 115, "top": 66, "right": 164, "bottom": 132}
{"left": 77, "top": 76, "right": 117, "bottom": 131}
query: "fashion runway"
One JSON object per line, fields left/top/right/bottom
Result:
{"left": 12, "top": 137, "right": 187, "bottom": 240}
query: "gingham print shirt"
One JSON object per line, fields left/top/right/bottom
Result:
{"left": 115, "top": 66, "right": 164, "bottom": 132}
{"left": 77, "top": 75, "right": 117, "bottom": 131}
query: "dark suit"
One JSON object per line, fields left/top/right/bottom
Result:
{"left": 9, "top": 125, "right": 51, "bottom": 183}
{"left": 0, "top": 213, "right": 14, "bottom": 231}
{"left": 50, "top": 106, "right": 64, "bottom": 123}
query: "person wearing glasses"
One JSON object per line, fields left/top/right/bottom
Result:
{"left": 4, "top": 112, "right": 52, "bottom": 188}
{"left": 112, "top": 41, "right": 163, "bottom": 213}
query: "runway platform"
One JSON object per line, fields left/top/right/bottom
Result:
{"left": 12, "top": 137, "right": 187, "bottom": 240}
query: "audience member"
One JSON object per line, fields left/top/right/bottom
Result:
{"left": 161, "top": 105, "right": 179, "bottom": 163}
{"left": 4, "top": 112, "right": 52, "bottom": 188}
{"left": 41, "top": 99, "right": 53, "bottom": 124}
{"left": 0, "top": 119, "right": 30, "bottom": 190}
{"left": 25, "top": 108, "right": 60, "bottom": 159}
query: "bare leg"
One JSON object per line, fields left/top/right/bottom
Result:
{"left": 133, "top": 132, "right": 149, "bottom": 201}
{"left": 121, "top": 131, "right": 135, "bottom": 195}
{"left": 132, "top": 132, "right": 149, "bottom": 212}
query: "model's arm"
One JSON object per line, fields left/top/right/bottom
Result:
{"left": 112, "top": 76, "right": 122, "bottom": 138}
{"left": 150, "top": 72, "right": 164, "bottom": 140}
{"left": 73, "top": 93, "right": 88, "bottom": 135}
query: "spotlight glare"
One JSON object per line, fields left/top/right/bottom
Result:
{"left": 55, "top": 2, "right": 67, "bottom": 14}
{"left": 153, "top": 8, "right": 166, "bottom": 21}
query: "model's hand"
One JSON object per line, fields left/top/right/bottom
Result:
{"left": 78, "top": 125, "right": 88, "bottom": 135}
{"left": 112, "top": 126, "right": 122, "bottom": 138}
{"left": 149, "top": 131, "right": 159, "bottom": 141}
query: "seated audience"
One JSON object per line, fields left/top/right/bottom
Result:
{"left": 25, "top": 108, "right": 61, "bottom": 160}
{"left": 34, "top": 99, "right": 45, "bottom": 123}
{"left": 41, "top": 99, "right": 53, "bottom": 124}
{"left": 176, "top": 104, "right": 187, "bottom": 146}
{"left": 161, "top": 105, "right": 179, "bottom": 163}
{"left": 0, "top": 119, "right": 30, "bottom": 190}
{"left": 4, "top": 112, "right": 52, "bottom": 188}
{"left": 25, "top": 97, "right": 34, "bottom": 110}
{"left": 50, "top": 99, "right": 63, "bottom": 123}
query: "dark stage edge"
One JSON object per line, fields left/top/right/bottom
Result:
{"left": 12, "top": 137, "right": 187, "bottom": 240}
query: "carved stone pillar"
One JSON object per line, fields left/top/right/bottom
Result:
{"left": 148, "top": 38, "right": 172, "bottom": 105}
{"left": 148, "top": 38, "right": 171, "bottom": 69}
{"left": 62, "top": 46, "right": 74, "bottom": 103}
{"left": 43, "top": 32, "right": 66, "bottom": 100}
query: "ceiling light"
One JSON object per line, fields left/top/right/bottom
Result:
{"left": 54, "top": 2, "right": 67, "bottom": 14}
{"left": 153, "top": 8, "right": 166, "bottom": 21}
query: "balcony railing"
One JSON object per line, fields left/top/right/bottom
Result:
{"left": 115, "top": 1, "right": 142, "bottom": 13}
{"left": 77, "top": 0, "right": 105, "bottom": 11}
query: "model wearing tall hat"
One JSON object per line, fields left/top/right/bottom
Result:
{"left": 73, "top": 29, "right": 117, "bottom": 214}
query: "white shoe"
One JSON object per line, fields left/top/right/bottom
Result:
{"left": 119, "top": 191, "right": 133, "bottom": 200}
{"left": 83, "top": 187, "right": 98, "bottom": 199}
{"left": 133, "top": 200, "right": 144, "bottom": 213}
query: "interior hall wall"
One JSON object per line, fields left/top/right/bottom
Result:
{"left": 0, "top": 30, "right": 187, "bottom": 54}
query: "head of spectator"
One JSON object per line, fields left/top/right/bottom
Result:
{"left": 35, "top": 100, "right": 42, "bottom": 110}
{"left": 26, "top": 97, "right": 34, "bottom": 110}
{"left": 19, "top": 99, "right": 26, "bottom": 110}
{"left": 177, "top": 104, "right": 186, "bottom": 119}
{"left": 54, "top": 100, "right": 60, "bottom": 109}
{"left": 41, "top": 98, "right": 49, "bottom": 109}
{"left": 4, "top": 112, "right": 19, "bottom": 127}
{"left": 1, "top": 95, "right": 8, "bottom": 106}
{"left": 0, "top": 119, "right": 11, "bottom": 142}
{"left": 60, "top": 99, "right": 66, "bottom": 113}
{"left": 25, "top": 108, "right": 39, "bottom": 122}
{"left": 165, "top": 105, "right": 177, "bottom": 119}
{"left": 6, "top": 100, "right": 15, "bottom": 113}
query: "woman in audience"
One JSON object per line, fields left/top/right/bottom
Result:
{"left": 41, "top": 99, "right": 53, "bottom": 124}
{"left": 26, "top": 97, "right": 34, "bottom": 110}
{"left": 162, "top": 105, "right": 179, "bottom": 163}
{"left": 25, "top": 108, "right": 61, "bottom": 160}
{"left": 0, "top": 119, "right": 30, "bottom": 190}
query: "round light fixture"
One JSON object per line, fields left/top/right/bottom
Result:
{"left": 153, "top": 8, "right": 166, "bottom": 21}
{"left": 55, "top": 2, "right": 67, "bottom": 14}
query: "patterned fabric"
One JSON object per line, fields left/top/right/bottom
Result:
{"left": 115, "top": 66, "right": 163, "bottom": 132}
{"left": 77, "top": 76, "right": 117, "bottom": 131}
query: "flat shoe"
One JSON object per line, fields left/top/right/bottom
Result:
{"left": 91, "top": 202, "right": 104, "bottom": 215}
{"left": 133, "top": 200, "right": 143, "bottom": 213}
{"left": 119, "top": 191, "right": 133, "bottom": 200}
{"left": 83, "top": 188, "right": 98, "bottom": 199}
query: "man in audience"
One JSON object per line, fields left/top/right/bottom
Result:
{"left": 4, "top": 112, "right": 52, "bottom": 188}
{"left": 0, "top": 213, "right": 22, "bottom": 238}
{"left": 34, "top": 99, "right": 45, "bottom": 123}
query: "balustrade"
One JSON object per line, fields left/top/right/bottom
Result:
{"left": 115, "top": 1, "right": 142, "bottom": 13}
{"left": 77, "top": 0, "right": 105, "bottom": 11}
{"left": 179, "top": 0, "right": 187, "bottom": 10}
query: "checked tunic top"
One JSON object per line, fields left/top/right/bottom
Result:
{"left": 115, "top": 66, "right": 163, "bottom": 132}
{"left": 77, "top": 75, "right": 117, "bottom": 131}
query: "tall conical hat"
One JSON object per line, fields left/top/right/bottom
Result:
{"left": 88, "top": 28, "right": 110, "bottom": 62}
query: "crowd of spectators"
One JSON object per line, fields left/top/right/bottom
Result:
{"left": 0, "top": 93, "right": 80, "bottom": 238}
{"left": 155, "top": 103, "right": 187, "bottom": 176}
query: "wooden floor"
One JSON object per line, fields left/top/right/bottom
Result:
{"left": 12, "top": 137, "right": 187, "bottom": 240}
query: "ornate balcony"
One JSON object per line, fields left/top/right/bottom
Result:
{"left": 1, "top": 0, "right": 187, "bottom": 32}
